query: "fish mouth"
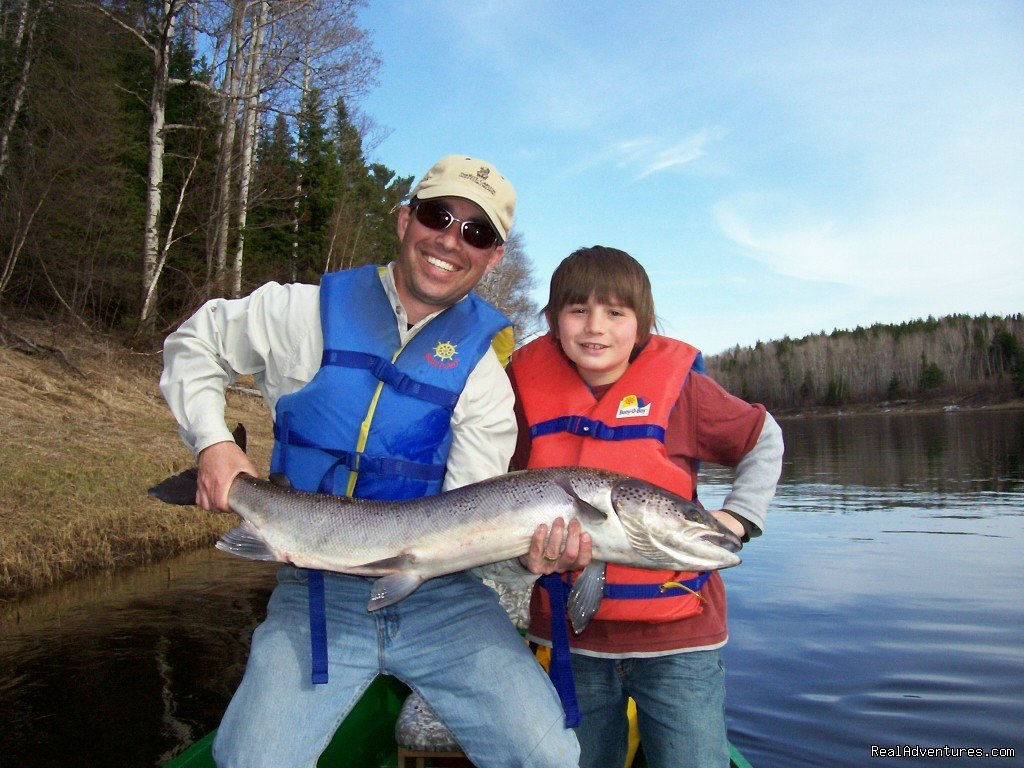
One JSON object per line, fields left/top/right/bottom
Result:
{"left": 705, "top": 529, "right": 743, "bottom": 553}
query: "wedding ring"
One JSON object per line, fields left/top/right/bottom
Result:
{"left": 542, "top": 553, "right": 559, "bottom": 562}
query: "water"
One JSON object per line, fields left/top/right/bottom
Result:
{"left": 1, "top": 409, "right": 1022, "bottom": 767}
{"left": 715, "top": 409, "right": 1024, "bottom": 767}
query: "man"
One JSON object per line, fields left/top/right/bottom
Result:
{"left": 160, "top": 155, "right": 581, "bottom": 767}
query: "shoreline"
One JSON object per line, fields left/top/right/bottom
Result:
{"left": 773, "top": 397, "right": 1024, "bottom": 420}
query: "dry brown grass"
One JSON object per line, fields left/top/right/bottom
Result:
{"left": 0, "top": 319, "right": 273, "bottom": 600}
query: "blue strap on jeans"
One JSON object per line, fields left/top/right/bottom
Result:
{"left": 537, "top": 573, "right": 581, "bottom": 727}
{"left": 307, "top": 570, "right": 329, "bottom": 684}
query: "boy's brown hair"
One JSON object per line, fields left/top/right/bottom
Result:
{"left": 543, "top": 245, "right": 657, "bottom": 345}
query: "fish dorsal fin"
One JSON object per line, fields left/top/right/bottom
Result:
{"left": 612, "top": 479, "right": 678, "bottom": 566}
{"left": 552, "top": 476, "right": 607, "bottom": 523}
{"left": 568, "top": 561, "right": 607, "bottom": 634}
{"left": 268, "top": 472, "right": 292, "bottom": 488}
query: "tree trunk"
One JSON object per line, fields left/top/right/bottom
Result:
{"left": 229, "top": 0, "right": 267, "bottom": 297}
{"left": 0, "top": 0, "right": 43, "bottom": 179}
{"left": 208, "top": 0, "right": 246, "bottom": 296}
{"left": 291, "top": 63, "right": 311, "bottom": 283}
{"left": 137, "top": 0, "right": 178, "bottom": 337}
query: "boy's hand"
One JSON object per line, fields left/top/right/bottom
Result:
{"left": 521, "top": 517, "right": 592, "bottom": 575}
{"left": 709, "top": 509, "right": 746, "bottom": 538}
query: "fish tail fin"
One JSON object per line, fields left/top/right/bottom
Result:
{"left": 147, "top": 423, "right": 248, "bottom": 506}
{"left": 147, "top": 467, "right": 199, "bottom": 505}
{"left": 215, "top": 523, "right": 278, "bottom": 562}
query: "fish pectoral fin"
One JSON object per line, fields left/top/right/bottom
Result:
{"left": 368, "top": 571, "right": 425, "bottom": 611}
{"left": 567, "top": 561, "right": 607, "bottom": 634}
{"left": 552, "top": 477, "right": 608, "bottom": 523}
{"left": 215, "top": 523, "right": 278, "bottom": 562}
{"left": 350, "top": 554, "right": 415, "bottom": 574}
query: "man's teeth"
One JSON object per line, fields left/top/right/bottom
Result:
{"left": 425, "top": 255, "right": 457, "bottom": 272}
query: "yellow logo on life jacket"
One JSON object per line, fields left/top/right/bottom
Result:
{"left": 433, "top": 341, "right": 457, "bottom": 361}
{"left": 616, "top": 394, "right": 652, "bottom": 418}
{"left": 426, "top": 340, "right": 459, "bottom": 369}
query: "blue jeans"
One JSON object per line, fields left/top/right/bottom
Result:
{"left": 570, "top": 650, "right": 728, "bottom": 768}
{"left": 213, "top": 567, "right": 579, "bottom": 768}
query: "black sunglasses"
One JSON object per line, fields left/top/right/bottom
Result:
{"left": 411, "top": 200, "right": 501, "bottom": 250}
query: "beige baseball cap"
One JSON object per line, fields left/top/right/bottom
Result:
{"left": 410, "top": 155, "right": 516, "bottom": 242}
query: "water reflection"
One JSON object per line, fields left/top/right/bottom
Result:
{"left": 1, "top": 409, "right": 1022, "bottom": 767}
{"left": 0, "top": 553, "right": 277, "bottom": 767}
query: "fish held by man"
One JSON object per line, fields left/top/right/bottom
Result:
{"left": 148, "top": 465, "right": 742, "bottom": 633}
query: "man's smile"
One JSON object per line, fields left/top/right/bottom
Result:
{"left": 423, "top": 253, "right": 459, "bottom": 273}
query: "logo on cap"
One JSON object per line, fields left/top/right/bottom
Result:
{"left": 458, "top": 170, "right": 496, "bottom": 197}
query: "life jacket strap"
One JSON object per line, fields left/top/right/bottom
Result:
{"left": 322, "top": 350, "right": 459, "bottom": 408}
{"left": 537, "top": 573, "right": 581, "bottom": 728}
{"left": 530, "top": 415, "right": 666, "bottom": 443}
{"left": 602, "top": 572, "right": 710, "bottom": 599}
{"left": 307, "top": 569, "right": 329, "bottom": 684}
{"left": 274, "top": 422, "right": 446, "bottom": 487}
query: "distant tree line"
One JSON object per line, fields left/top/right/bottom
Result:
{"left": 707, "top": 314, "right": 1024, "bottom": 410}
{"left": 0, "top": 1, "right": 538, "bottom": 342}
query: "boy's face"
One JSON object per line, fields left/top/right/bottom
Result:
{"left": 556, "top": 295, "right": 639, "bottom": 387}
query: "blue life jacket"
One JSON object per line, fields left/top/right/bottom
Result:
{"left": 271, "top": 265, "right": 511, "bottom": 500}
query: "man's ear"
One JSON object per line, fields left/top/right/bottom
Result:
{"left": 485, "top": 244, "right": 505, "bottom": 273}
{"left": 396, "top": 205, "right": 411, "bottom": 240}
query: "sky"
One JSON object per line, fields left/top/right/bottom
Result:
{"left": 354, "top": 1, "right": 1023, "bottom": 355}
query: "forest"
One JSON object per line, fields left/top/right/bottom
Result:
{"left": 1, "top": 3, "right": 1019, "bottom": 414}
{"left": 705, "top": 314, "right": 1024, "bottom": 411}
{"left": 0, "top": 0, "right": 539, "bottom": 341}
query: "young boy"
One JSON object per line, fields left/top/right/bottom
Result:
{"left": 508, "top": 246, "right": 783, "bottom": 768}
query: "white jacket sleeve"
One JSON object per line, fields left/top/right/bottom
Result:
{"left": 441, "top": 348, "right": 517, "bottom": 492}
{"left": 159, "top": 282, "right": 321, "bottom": 455}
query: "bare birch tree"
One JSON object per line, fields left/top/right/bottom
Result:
{"left": 202, "top": 0, "right": 377, "bottom": 297}
{"left": 0, "top": 0, "right": 46, "bottom": 179}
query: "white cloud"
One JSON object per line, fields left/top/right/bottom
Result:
{"left": 713, "top": 194, "right": 1024, "bottom": 305}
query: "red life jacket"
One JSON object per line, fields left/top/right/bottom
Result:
{"left": 512, "top": 333, "right": 707, "bottom": 623}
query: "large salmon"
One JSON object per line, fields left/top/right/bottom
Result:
{"left": 149, "top": 465, "right": 741, "bottom": 632}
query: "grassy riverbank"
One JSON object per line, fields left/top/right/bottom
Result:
{"left": 0, "top": 320, "right": 272, "bottom": 601}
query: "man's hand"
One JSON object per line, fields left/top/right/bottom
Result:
{"left": 196, "top": 440, "right": 257, "bottom": 512}
{"left": 521, "top": 517, "right": 593, "bottom": 575}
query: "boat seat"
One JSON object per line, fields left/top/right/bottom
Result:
{"left": 395, "top": 691, "right": 473, "bottom": 767}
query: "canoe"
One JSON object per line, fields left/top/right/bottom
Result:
{"left": 165, "top": 675, "right": 754, "bottom": 767}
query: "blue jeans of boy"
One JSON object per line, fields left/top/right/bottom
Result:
{"left": 212, "top": 566, "right": 579, "bottom": 768}
{"left": 570, "top": 650, "right": 728, "bottom": 768}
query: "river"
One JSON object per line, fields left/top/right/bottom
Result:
{"left": 1, "top": 409, "right": 1022, "bottom": 767}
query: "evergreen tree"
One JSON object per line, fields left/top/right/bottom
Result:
{"left": 295, "top": 88, "right": 342, "bottom": 281}
{"left": 246, "top": 113, "right": 299, "bottom": 285}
